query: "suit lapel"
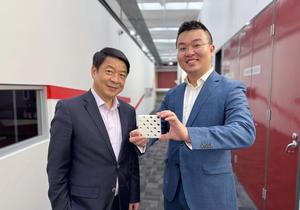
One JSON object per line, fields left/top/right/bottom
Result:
{"left": 174, "top": 84, "right": 186, "bottom": 122}
{"left": 117, "top": 103, "right": 128, "bottom": 162}
{"left": 186, "top": 71, "right": 220, "bottom": 126}
{"left": 83, "top": 90, "right": 117, "bottom": 161}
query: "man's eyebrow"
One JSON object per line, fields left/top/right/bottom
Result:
{"left": 191, "top": 38, "right": 203, "bottom": 42}
{"left": 105, "top": 64, "right": 118, "bottom": 70}
{"left": 106, "top": 64, "right": 115, "bottom": 69}
{"left": 177, "top": 38, "right": 203, "bottom": 46}
{"left": 106, "top": 64, "right": 127, "bottom": 73}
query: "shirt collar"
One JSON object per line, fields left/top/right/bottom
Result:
{"left": 91, "top": 88, "right": 119, "bottom": 110}
{"left": 184, "top": 67, "right": 214, "bottom": 87}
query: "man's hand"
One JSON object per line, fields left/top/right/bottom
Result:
{"left": 129, "top": 202, "right": 140, "bottom": 210}
{"left": 129, "top": 129, "right": 149, "bottom": 147}
{"left": 157, "top": 110, "right": 190, "bottom": 142}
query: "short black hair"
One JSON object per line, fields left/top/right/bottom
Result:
{"left": 93, "top": 47, "right": 130, "bottom": 74}
{"left": 176, "top": 20, "right": 213, "bottom": 46}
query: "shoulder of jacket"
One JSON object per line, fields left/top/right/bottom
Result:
{"left": 58, "top": 92, "right": 87, "bottom": 106}
{"left": 118, "top": 99, "right": 135, "bottom": 111}
{"left": 218, "top": 75, "right": 244, "bottom": 87}
{"left": 167, "top": 83, "right": 185, "bottom": 94}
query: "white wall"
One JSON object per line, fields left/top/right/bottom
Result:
{"left": 0, "top": 0, "right": 155, "bottom": 113}
{"left": 0, "top": 0, "right": 155, "bottom": 209}
{"left": 201, "top": 0, "right": 272, "bottom": 50}
{"left": 0, "top": 141, "right": 50, "bottom": 210}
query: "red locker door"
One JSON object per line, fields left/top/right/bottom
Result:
{"left": 266, "top": 0, "right": 300, "bottom": 209}
{"left": 242, "top": 5, "right": 273, "bottom": 210}
{"left": 235, "top": 21, "right": 258, "bottom": 205}
{"left": 222, "top": 35, "right": 241, "bottom": 174}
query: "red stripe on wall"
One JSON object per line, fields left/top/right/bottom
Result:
{"left": 46, "top": 85, "right": 131, "bottom": 104}
{"left": 134, "top": 94, "right": 145, "bottom": 109}
{"left": 47, "top": 85, "right": 86, "bottom": 99}
{"left": 117, "top": 95, "right": 131, "bottom": 104}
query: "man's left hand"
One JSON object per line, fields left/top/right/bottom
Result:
{"left": 157, "top": 110, "right": 190, "bottom": 142}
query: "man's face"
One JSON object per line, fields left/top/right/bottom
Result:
{"left": 92, "top": 56, "right": 127, "bottom": 103}
{"left": 176, "top": 29, "right": 215, "bottom": 77}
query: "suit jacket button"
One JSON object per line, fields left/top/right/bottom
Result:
{"left": 112, "top": 187, "right": 116, "bottom": 193}
{"left": 117, "top": 164, "right": 120, "bottom": 169}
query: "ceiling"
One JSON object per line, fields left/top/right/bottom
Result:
{"left": 103, "top": 0, "right": 202, "bottom": 66}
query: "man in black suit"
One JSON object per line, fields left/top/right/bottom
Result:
{"left": 47, "top": 47, "right": 140, "bottom": 210}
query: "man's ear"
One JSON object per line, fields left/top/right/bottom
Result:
{"left": 209, "top": 44, "right": 215, "bottom": 53}
{"left": 91, "top": 66, "right": 97, "bottom": 78}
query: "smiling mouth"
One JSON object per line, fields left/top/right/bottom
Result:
{"left": 107, "top": 85, "right": 118, "bottom": 90}
{"left": 186, "top": 59, "right": 198, "bottom": 65}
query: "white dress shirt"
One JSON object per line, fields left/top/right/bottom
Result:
{"left": 91, "top": 88, "right": 122, "bottom": 195}
{"left": 137, "top": 68, "right": 214, "bottom": 152}
{"left": 183, "top": 67, "right": 214, "bottom": 149}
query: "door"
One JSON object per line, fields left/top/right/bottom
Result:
{"left": 266, "top": 0, "right": 300, "bottom": 209}
{"left": 246, "top": 5, "right": 273, "bottom": 209}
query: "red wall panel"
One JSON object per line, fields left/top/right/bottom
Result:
{"left": 266, "top": 0, "right": 300, "bottom": 209}
{"left": 157, "top": 71, "right": 177, "bottom": 88}
{"left": 238, "top": 6, "right": 273, "bottom": 210}
{"left": 222, "top": 1, "right": 300, "bottom": 209}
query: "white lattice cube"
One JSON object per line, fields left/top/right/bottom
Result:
{"left": 137, "top": 115, "right": 161, "bottom": 138}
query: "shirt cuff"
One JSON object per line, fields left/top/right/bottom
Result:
{"left": 185, "top": 142, "right": 192, "bottom": 150}
{"left": 185, "top": 131, "right": 192, "bottom": 149}
{"left": 137, "top": 145, "right": 146, "bottom": 153}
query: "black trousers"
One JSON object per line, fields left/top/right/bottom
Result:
{"left": 111, "top": 195, "right": 120, "bottom": 210}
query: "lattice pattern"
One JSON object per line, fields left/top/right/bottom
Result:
{"left": 137, "top": 115, "right": 161, "bottom": 138}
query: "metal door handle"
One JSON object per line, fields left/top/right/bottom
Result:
{"left": 285, "top": 132, "right": 298, "bottom": 153}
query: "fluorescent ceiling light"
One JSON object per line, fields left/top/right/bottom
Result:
{"left": 160, "top": 53, "right": 177, "bottom": 56}
{"left": 188, "top": 2, "right": 203, "bottom": 9}
{"left": 161, "top": 56, "right": 177, "bottom": 58}
{"left": 154, "top": 39, "right": 176, "bottom": 43}
{"left": 138, "top": 2, "right": 203, "bottom": 10}
{"left": 149, "top": 27, "right": 179, "bottom": 32}
{"left": 138, "top": 3, "right": 161, "bottom": 10}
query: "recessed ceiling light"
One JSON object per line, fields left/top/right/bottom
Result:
{"left": 130, "top": 30, "right": 136, "bottom": 36}
{"left": 142, "top": 46, "right": 148, "bottom": 52}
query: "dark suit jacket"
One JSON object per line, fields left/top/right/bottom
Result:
{"left": 47, "top": 90, "right": 139, "bottom": 210}
{"left": 159, "top": 71, "right": 255, "bottom": 210}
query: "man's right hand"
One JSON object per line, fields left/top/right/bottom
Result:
{"left": 129, "top": 129, "right": 149, "bottom": 147}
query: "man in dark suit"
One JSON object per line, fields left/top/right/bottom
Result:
{"left": 47, "top": 47, "right": 140, "bottom": 210}
{"left": 130, "top": 21, "right": 256, "bottom": 210}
